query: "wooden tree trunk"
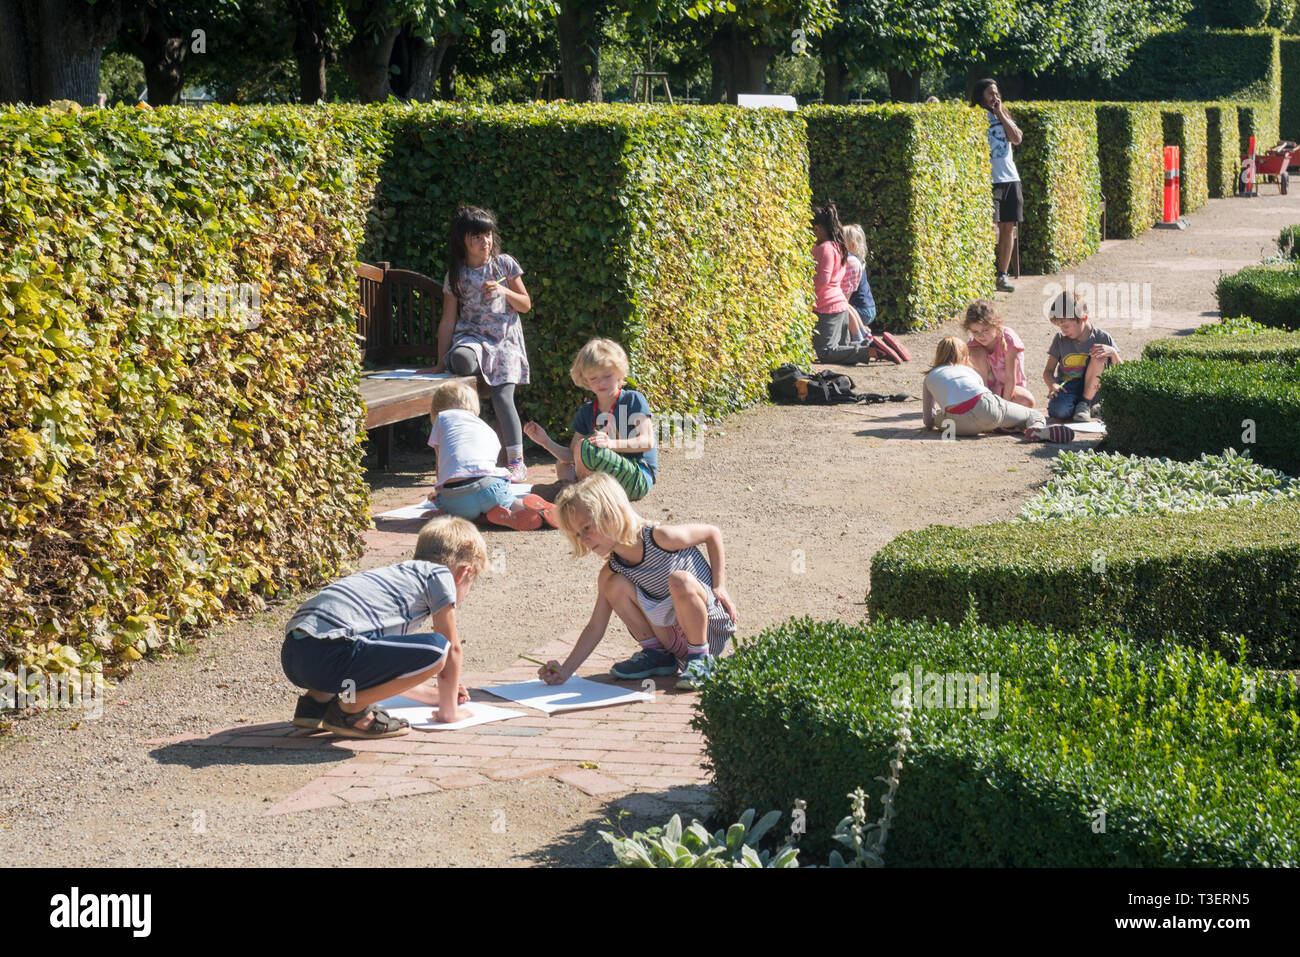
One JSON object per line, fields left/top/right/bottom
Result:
{"left": 887, "top": 68, "right": 920, "bottom": 102}
{"left": 439, "top": 42, "right": 459, "bottom": 100}
{"left": 556, "top": 2, "right": 602, "bottom": 102}
{"left": 707, "top": 25, "right": 776, "bottom": 104}
{"left": 289, "top": 0, "right": 330, "bottom": 103}
{"left": 0, "top": 0, "right": 121, "bottom": 105}
{"left": 822, "top": 50, "right": 846, "bottom": 105}
{"left": 390, "top": 29, "right": 451, "bottom": 102}
{"left": 342, "top": 4, "right": 402, "bottom": 103}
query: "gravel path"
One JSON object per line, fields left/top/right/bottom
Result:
{"left": 1, "top": 194, "right": 1294, "bottom": 867}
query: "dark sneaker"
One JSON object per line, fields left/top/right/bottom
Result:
{"left": 996, "top": 273, "right": 1016, "bottom": 293}
{"left": 1071, "top": 401, "right": 1092, "bottom": 423}
{"left": 675, "top": 656, "right": 715, "bottom": 691}
{"left": 292, "top": 693, "right": 334, "bottom": 730}
{"left": 610, "top": 648, "right": 678, "bottom": 680}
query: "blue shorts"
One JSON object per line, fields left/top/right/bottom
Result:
{"left": 281, "top": 628, "right": 449, "bottom": 695}
{"left": 435, "top": 476, "right": 515, "bottom": 520}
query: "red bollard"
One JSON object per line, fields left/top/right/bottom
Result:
{"left": 1157, "top": 144, "right": 1188, "bottom": 229}
{"left": 1162, "top": 145, "right": 1180, "bottom": 223}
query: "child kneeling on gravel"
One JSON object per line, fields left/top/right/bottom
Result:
{"left": 538, "top": 472, "right": 736, "bottom": 692}
{"left": 923, "top": 336, "right": 1073, "bottom": 441}
{"left": 280, "top": 516, "right": 485, "bottom": 738}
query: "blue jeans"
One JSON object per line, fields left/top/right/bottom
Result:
{"left": 435, "top": 476, "right": 514, "bottom": 519}
{"left": 281, "top": 628, "right": 449, "bottom": 694}
{"left": 1047, "top": 379, "right": 1096, "bottom": 418}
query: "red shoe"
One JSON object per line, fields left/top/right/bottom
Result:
{"left": 869, "top": 339, "right": 903, "bottom": 364}
{"left": 518, "top": 493, "right": 559, "bottom": 529}
{"left": 485, "top": 504, "right": 542, "bottom": 531}
{"left": 877, "top": 330, "right": 911, "bottom": 362}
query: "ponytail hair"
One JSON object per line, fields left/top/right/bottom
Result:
{"left": 927, "top": 336, "right": 969, "bottom": 374}
{"left": 812, "top": 202, "right": 848, "bottom": 266}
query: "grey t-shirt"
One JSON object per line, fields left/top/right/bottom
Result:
{"left": 1048, "top": 326, "right": 1116, "bottom": 386}
{"left": 285, "top": 561, "right": 456, "bottom": 640}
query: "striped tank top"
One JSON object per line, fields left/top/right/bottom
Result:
{"left": 607, "top": 525, "right": 735, "bottom": 656}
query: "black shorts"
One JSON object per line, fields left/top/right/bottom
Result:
{"left": 992, "top": 180, "right": 1023, "bottom": 223}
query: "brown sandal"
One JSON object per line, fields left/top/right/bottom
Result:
{"left": 321, "top": 700, "right": 410, "bottom": 739}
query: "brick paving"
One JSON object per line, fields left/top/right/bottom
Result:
{"left": 165, "top": 628, "right": 711, "bottom": 816}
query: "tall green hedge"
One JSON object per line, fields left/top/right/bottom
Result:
{"left": 1162, "top": 104, "right": 1210, "bottom": 213}
{"left": 1011, "top": 102, "right": 1102, "bottom": 273}
{"left": 0, "top": 104, "right": 381, "bottom": 669}
{"left": 1239, "top": 100, "right": 1281, "bottom": 155}
{"left": 1207, "top": 102, "right": 1243, "bottom": 197}
{"left": 697, "top": 617, "right": 1300, "bottom": 863}
{"left": 1096, "top": 103, "right": 1164, "bottom": 238}
{"left": 1103, "top": 357, "right": 1300, "bottom": 475}
{"left": 1106, "top": 29, "right": 1280, "bottom": 108}
{"left": 868, "top": 497, "right": 1300, "bottom": 665}
{"left": 361, "top": 103, "right": 813, "bottom": 431}
{"left": 1283, "top": 37, "right": 1300, "bottom": 141}
{"left": 1216, "top": 264, "right": 1300, "bottom": 329}
{"left": 805, "top": 104, "right": 994, "bottom": 332}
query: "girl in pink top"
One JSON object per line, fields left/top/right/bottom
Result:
{"left": 962, "top": 299, "right": 1034, "bottom": 407}
{"left": 810, "top": 202, "right": 872, "bottom": 365}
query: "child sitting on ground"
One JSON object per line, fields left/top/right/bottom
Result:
{"left": 841, "top": 224, "right": 877, "bottom": 344}
{"left": 426, "top": 379, "right": 556, "bottom": 530}
{"left": 538, "top": 472, "right": 737, "bottom": 691}
{"left": 923, "top": 336, "right": 1072, "bottom": 441}
{"left": 963, "top": 299, "right": 1034, "bottom": 407}
{"left": 1043, "top": 291, "right": 1121, "bottom": 422}
{"left": 281, "top": 516, "right": 486, "bottom": 738}
{"left": 523, "top": 338, "right": 657, "bottom": 501}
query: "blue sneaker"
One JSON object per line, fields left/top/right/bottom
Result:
{"left": 610, "top": 648, "right": 678, "bottom": 680}
{"left": 675, "top": 656, "right": 714, "bottom": 691}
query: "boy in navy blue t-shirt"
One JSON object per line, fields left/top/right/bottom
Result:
{"left": 524, "top": 338, "right": 657, "bottom": 501}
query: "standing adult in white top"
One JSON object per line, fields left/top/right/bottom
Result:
{"left": 972, "top": 78, "right": 1023, "bottom": 294}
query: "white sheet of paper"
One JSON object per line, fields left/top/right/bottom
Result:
{"left": 366, "top": 370, "right": 456, "bottom": 381}
{"left": 1065, "top": 421, "right": 1107, "bottom": 434}
{"left": 481, "top": 676, "right": 654, "bottom": 714}
{"left": 375, "top": 696, "right": 525, "bottom": 731}
{"left": 377, "top": 485, "right": 534, "bottom": 520}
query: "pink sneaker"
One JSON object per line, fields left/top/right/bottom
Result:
{"left": 507, "top": 460, "right": 528, "bottom": 483}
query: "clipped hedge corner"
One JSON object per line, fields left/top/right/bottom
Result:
{"left": 1207, "top": 102, "right": 1243, "bottom": 197}
{"left": 1011, "top": 102, "right": 1102, "bottom": 273}
{"left": 697, "top": 617, "right": 1300, "bottom": 864}
{"left": 1096, "top": 103, "right": 1164, "bottom": 238}
{"left": 805, "top": 104, "right": 994, "bottom": 332}
{"left": 1216, "top": 264, "right": 1300, "bottom": 330}
{"left": 1162, "top": 104, "right": 1209, "bottom": 213}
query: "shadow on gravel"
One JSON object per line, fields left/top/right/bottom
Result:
{"left": 149, "top": 728, "right": 347, "bottom": 769}
{"left": 521, "top": 784, "right": 720, "bottom": 868}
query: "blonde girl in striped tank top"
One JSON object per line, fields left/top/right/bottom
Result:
{"left": 539, "top": 473, "right": 738, "bottom": 692}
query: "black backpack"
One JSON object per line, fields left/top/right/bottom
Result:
{"left": 768, "top": 364, "right": 909, "bottom": 406}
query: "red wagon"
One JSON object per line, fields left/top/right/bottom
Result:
{"left": 1249, "top": 150, "right": 1293, "bottom": 194}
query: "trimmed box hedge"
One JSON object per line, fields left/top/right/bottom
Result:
{"left": 697, "top": 617, "right": 1300, "bottom": 864}
{"left": 1096, "top": 103, "right": 1164, "bottom": 238}
{"left": 0, "top": 104, "right": 382, "bottom": 668}
{"left": 1102, "top": 357, "right": 1300, "bottom": 476}
{"left": 1103, "top": 29, "right": 1280, "bottom": 106}
{"left": 1161, "top": 104, "right": 1209, "bottom": 213}
{"left": 1011, "top": 102, "right": 1102, "bottom": 274}
{"left": 1283, "top": 37, "right": 1300, "bottom": 141}
{"left": 1143, "top": 329, "right": 1300, "bottom": 364}
{"left": 805, "top": 104, "right": 994, "bottom": 332}
{"left": 868, "top": 496, "right": 1300, "bottom": 666}
{"left": 1207, "top": 102, "right": 1242, "bottom": 198}
{"left": 1216, "top": 264, "right": 1300, "bottom": 330}
{"left": 1282, "top": 224, "right": 1300, "bottom": 258}
{"left": 361, "top": 103, "right": 813, "bottom": 431}
{"left": 1239, "top": 100, "right": 1281, "bottom": 156}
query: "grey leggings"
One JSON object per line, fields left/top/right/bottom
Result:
{"left": 447, "top": 346, "right": 523, "bottom": 450}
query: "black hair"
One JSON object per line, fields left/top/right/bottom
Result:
{"left": 970, "top": 78, "right": 998, "bottom": 110}
{"left": 447, "top": 205, "right": 502, "bottom": 300}
{"left": 811, "top": 202, "right": 847, "bottom": 266}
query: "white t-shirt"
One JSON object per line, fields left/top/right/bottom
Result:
{"left": 428, "top": 409, "right": 509, "bottom": 489}
{"left": 924, "top": 364, "right": 988, "bottom": 410}
{"left": 987, "top": 111, "right": 1020, "bottom": 184}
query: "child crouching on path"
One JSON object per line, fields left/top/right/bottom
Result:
{"left": 923, "top": 336, "right": 1072, "bottom": 441}
{"left": 426, "top": 379, "right": 556, "bottom": 530}
{"left": 538, "top": 472, "right": 737, "bottom": 691}
{"left": 963, "top": 299, "right": 1033, "bottom": 407}
{"left": 524, "top": 338, "right": 657, "bottom": 501}
{"left": 1044, "top": 291, "right": 1121, "bottom": 422}
{"left": 281, "top": 516, "right": 486, "bottom": 738}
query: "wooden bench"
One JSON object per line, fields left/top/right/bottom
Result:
{"left": 357, "top": 261, "right": 474, "bottom": 469}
